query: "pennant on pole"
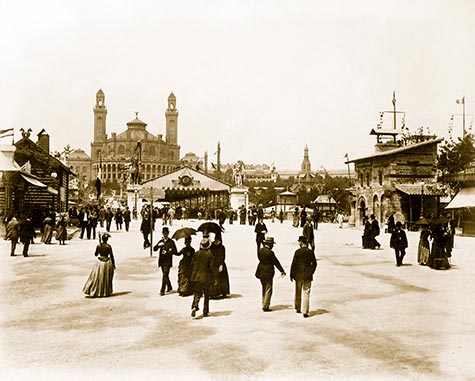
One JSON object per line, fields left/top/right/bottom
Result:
{"left": 456, "top": 97, "right": 465, "bottom": 105}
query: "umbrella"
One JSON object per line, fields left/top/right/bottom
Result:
{"left": 172, "top": 227, "right": 197, "bottom": 240}
{"left": 197, "top": 222, "right": 223, "bottom": 235}
{"left": 415, "top": 217, "right": 432, "bottom": 225}
{"left": 434, "top": 215, "right": 449, "bottom": 225}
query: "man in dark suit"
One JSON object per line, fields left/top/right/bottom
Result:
{"left": 290, "top": 236, "right": 317, "bottom": 318}
{"left": 123, "top": 206, "right": 131, "bottom": 232}
{"left": 254, "top": 217, "right": 268, "bottom": 253}
{"left": 302, "top": 216, "right": 315, "bottom": 251}
{"left": 370, "top": 214, "right": 381, "bottom": 249}
{"left": 255, "top": 237, "right": 286, "bottom": 312}
{"left": 154, "top": 227, "right": 178, "bottom": 295}
{"left": 390, "top": 221, "right": 408, "bottom": 266}
{"left": 190, "top": 238, "right": 214, "bottom": 318}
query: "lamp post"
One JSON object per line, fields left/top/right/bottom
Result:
{"left": 420, "top": 180, "right": 425, "bottom": 219}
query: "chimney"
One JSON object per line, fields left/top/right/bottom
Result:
{"left": 37, "top": 129, "right": 50, "bottom": 153}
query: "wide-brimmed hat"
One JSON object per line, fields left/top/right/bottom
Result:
{"left": 263, "top": 237, "right": 276, "bottom": 246}
{"left": 200, "top": 238, "right": 212, "bottom": 249}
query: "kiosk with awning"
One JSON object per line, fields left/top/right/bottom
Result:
{"left": 446, "top": 187, "right": 475, "bottom": 235}
{"left": 138, "top": 166, "right": 231, "bottom": 218}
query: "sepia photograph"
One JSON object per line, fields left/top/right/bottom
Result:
{"left": 1, "top": 1, "right": 475, "bottom": 380}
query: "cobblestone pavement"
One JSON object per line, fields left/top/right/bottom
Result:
{"left": 1, "top": 219, "right": 474, "bottom": 381}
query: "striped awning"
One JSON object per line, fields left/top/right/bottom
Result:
{"left": 395, "top": 184, "right": 446, "bottom": 196}
{"left": 20, "top": 172, "right": 47, "bottom": 187}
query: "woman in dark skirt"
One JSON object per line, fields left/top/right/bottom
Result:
{"left": 83, "top": 232, "right": 116, "bottom": 297}
{"left": 209, "top": 233, "right": 230, "bottom": 298}
{"left": 362, "top": 216, "right": 372, "bottom": 249}
{"left": 55, "top": 214, "right": 68, "bottom": 245}
{"left": 428, "top": 223, "right": 450, "bottom": 270}
{"left": 417, "top": 224, "right": 431, "bottom": 265}
{"left": 177, "top": 236, "right": 195, "bottom": 296}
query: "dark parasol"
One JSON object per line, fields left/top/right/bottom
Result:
{"left": 172, "top": 227, "right": 197, "bottom": 240}
{"left": 197, "top": 221, "right": 223, "bottom": 236}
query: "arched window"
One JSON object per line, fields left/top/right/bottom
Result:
{"left": 82, "top": 166, "right": 87, "bottom": 173}
{"left": 112, "top": 164, "right": 116, "bottom": 173}
{"left": 378, "top": 170, "right": 383, "bottom": 185}
{"left": 118, "top": 145, "right": 125, "bottom": 155}
{"left": 366, "top": 172, "right": 370, "bottom": 187}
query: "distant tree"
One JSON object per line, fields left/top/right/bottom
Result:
{"left": 438, "top": 133, "right": 475, "bottom": 176}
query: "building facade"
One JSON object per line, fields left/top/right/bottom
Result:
{"left": 347, "top": 129, "right": 444, "bottom": 228}
{"left": 68, "top": 89, "right": 181, "bottom": 184}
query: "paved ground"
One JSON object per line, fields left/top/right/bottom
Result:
{"left": 1, "top": 219, "right": 475, "bottom": 381}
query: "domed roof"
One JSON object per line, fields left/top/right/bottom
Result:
{"left": 126, "top": 116, "right": 147, "bottom": 128}
{"left": 68, "top": 149, "right": 91, "bottom": 160}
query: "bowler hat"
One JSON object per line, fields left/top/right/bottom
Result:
{"left": 263, "top": 237, "right": 276, "bottom": 246}
{"left": 162, "top": 227, "right": 169, "bottom": 233}
{"left": 200, "top": 238, "right": 212, "bottom": 249}
{"left": 298, "top": 235, "right": 307, "bottom": 244}
{"left": 396, "top": 221, "right": 403, "bottom": 228}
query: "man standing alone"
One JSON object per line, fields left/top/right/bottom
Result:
{"left": 255, "top": 237, "right": 286, "bottom": 312}
{"left": 290, "top": 236, "right": 317, "bottom": 318}
{"left": 302, "top": 215, "right": 315, "bottom": 251}
{"left": 254, "top": 217, "right": 268, "bottom": 252}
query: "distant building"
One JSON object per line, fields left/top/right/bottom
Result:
{"left": 67, "top": 89, "right": 181, "bottom": 184}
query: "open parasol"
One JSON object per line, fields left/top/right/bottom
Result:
{"left": 415, "top": 217, "right": 432, "bottom": 225}
{"left": 197, "top": 221, "right": 223, "bottom": 235}
{"left": 172, "top": 227, "right": 197, "bottom": 240}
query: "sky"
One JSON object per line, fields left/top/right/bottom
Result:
{"left": 1, "top": 0, "right": 475, "bottom": 170}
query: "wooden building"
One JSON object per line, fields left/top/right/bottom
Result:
{"left": 12, "top": 130, "right": 73, "bottom": 226}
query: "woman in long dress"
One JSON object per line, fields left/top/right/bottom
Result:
{"left": 41, "top": 216, "right": 54, "bottom": 244}
{"left": 177, "top": 236, "right": 195, "bottom": 296}
{"left": 427, "top": 223, "right": 450, "bottom": 270}
{"left": 55, "top": 214, "right": 68, "bottom": 245}
{"left": 209, "top": 233, "right": 230, "bottom": 298}
{"left": 83, "top": 233, "right": 116, "bottom": 297}
{"left": 417, "top": 225, "right": 431, "bottom": 265}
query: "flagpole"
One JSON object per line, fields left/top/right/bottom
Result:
{"left": 463, "top": 95, "right": 466, "bottom": 139}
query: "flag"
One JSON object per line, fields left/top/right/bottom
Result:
{"left": 344, "top": 153, "right": 349, "bottom": 161}
{"left": 95, "top": 158, "right": 102, "bottom": 199}
{"left": 0, "top": 127, "right": 14, "bottom": 139}
{"left": 392, "top": 91, "right": 396, "bottom": 106}
{"left": 456, "top": 97, "right": 465, "bottom": 105}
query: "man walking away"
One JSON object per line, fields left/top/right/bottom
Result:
{"left": 390, "top": 221, "right": 408, "bottom": 267}
{"left": 255, "top": 237, "right": 286, "bottom": 312}
{"left": 190, "top": 238, "right": 214, "bottom": 318}
{"left": 370, "top": 214, "right": 381, "bottom": 249}
{"left": 290, "top": 236, "right": 317, "bottom": 318}
{"left": 123, "top": 206, "right": 131, "bottom": 232}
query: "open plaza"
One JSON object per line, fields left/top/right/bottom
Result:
{"left": 1, "top": 219, "right": 474, "bottom": 381}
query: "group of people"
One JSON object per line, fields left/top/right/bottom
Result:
{"left": 417, "top": 218, "right": 454, "bottom": 270}
{"left": 362, "top": 214, "right": 381, "bottom": 250}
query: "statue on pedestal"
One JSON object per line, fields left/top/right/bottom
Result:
{"left": 233, "top": 161, "right": 244, "bottom": 187}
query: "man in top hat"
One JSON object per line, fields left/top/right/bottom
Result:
{"left": 190, "top": 238, "right": 214, "bottom": 318}
{"left": 290, "top": 236, "right": 317, "bottom": 318}
{"left": 390, "top": 221, "right": 408, "bottom": 267}
{"left": 255, "top": 237, "right": 286, "bottom": 312}
{"left": 154, "top": 226, "right": 178, "bottom": 295}
{"left": 302, "top": 215, "right": 315, "bottom": 251}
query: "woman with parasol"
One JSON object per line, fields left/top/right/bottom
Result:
{"left": 172, "top": 227, "right": 197, "bottom": 297}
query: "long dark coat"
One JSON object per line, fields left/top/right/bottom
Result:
{"left": 390, "top": 229, "right": 408, "bottom": 250}
{"left": 255, "top": 246, "right": 284, "bottom": 280}
{"left": 190, "top": 249, "right": 214, "bottom": 284}
{"left": 290, "top": 247, "right": 317, "bottom": 282}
